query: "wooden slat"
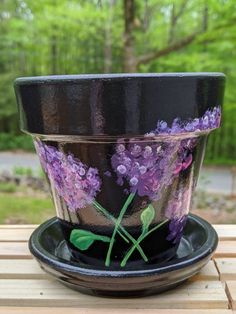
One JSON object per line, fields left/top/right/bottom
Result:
{"left": 0, "top": 243, "right": 30, "bottom": 259}
{"left": 0, "top": 242, "right": 222, "bottom": 277}
{"left": 0, "top": 225, "right": 37, "bottom": 229}
{"left": 0, "top": 308, "right": 232, "bottom": 314}
{"left": 225, "top": 281, "right": 236, "bottom": 310}
{"left": 0, "top": 280, "right": 228, "bottom": 309}
{"left": 0, "top": 236, "right": 236, "bottom": 258}
{"left": 0, "top": 257, "right": 218, "bottom": 281}
{"left": 191, "top": 261, "right": 219, "bottom": 281}
{"left": 0, "top": 224, "right": 234, "bottom": 238}
{"left": 0, "top": 225, "right": 234, "bottom": 244}
{"left": 0, "top": 224, "right": 234, "bottom": 312}
{"left": 0, "top": 229, "right": 34, "bottom": 242}
{"left": 214, "top": 242, "right": 236, "bottom": 258}
{"left": 213, "top": 225, "right": 236, "bottom": 241}
{"left": 0, "top": 260, "right": 47, "bottom": 279}
{"left": 0, "top": 235, "right": 235, "bottom": 261}
{"left": 215, "top": 259, "right": 236, "bottom": 281}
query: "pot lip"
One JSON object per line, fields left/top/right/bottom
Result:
{"left": 28, "top": 129, "right": 214, "bottom": 141}
{"left": 14, "top": 72, "right": 226, "bottom": 85}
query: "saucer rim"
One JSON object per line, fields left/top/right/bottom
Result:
{"left": 29, "top": 214, "right": 218, "bottom": 278}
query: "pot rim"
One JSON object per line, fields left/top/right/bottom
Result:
{"left": 14, "top": 72, "right": 226, "bottom": 85}
{"left": 28, "top": 129, "right": 214, "bottom": 142}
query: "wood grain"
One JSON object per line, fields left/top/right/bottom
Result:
{"left": 0, "top": 308, "right": 232, "bottom": 314}
{"left": 0, "top": 258, "right": 218, "bottom": 281}
{"left": 0, "top": 279, "right": 229, "bottom": 308}
{"left": 0, "top": 243, "right": 30, "bottom": 259}
{"left": 0, "top": 260, "right": 47, "bottom": 279}
{"left": 215, "top": 259, "right": 236, "bottom": 281}
{"left": 213, "top": 225, "right": 236, "bottom": 241}
{"left": 214, "top": 242, "right": 236, "bottom": 258}
{"left": 0, "top": 225, "right": 236, "bottom": 241}
{"left": 0, "top": 225, "right": 37, "bottom": 229}
{"left": 0, "top": 229, "right": 34, "bottom": 242}
{"left": 0, "top": 224, "right": 235, "bottom": 312}
{"left": 191, "top": 260, "right": 219, "bottom": 280}
{"left": 225, "top": 281, "right": 236, "bottom": 310}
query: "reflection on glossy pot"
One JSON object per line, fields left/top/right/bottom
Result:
{"left": 34, "top": 106, "right": 221, "bottom": 267}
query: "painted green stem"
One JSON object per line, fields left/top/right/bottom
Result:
{"left": 105, "top": 193, "right": 135, "bottom": 267}
{"left": 92, "top": 200, "right": 129, "bottom": 243}
{"left": 93, "top": 200, "right": 148, "bottom": 262}
{"left": 120, "top": 219, "right": 169, "bottom": 267}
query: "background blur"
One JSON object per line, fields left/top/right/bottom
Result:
{"left": 0, "top": 0, "right": 235, "bottom": 224}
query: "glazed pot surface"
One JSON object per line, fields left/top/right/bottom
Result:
{"left": 15, "top": 73, "right": 225, "bottom": 269}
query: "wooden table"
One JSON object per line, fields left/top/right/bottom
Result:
{"left": 0, "top": 224, "right": 236, "bottom": 314}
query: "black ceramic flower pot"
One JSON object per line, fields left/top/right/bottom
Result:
{"left": 14, "top": 73, "right": 225, "bottom": 270}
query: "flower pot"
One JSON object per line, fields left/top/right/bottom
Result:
{"left": 14, "top": 73, "right": 225, "bottom": 270}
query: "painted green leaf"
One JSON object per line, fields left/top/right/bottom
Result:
{"left": 69, "top": 229, "right": 111, "bottom": 251}
{"left": 141, "top": 204, "right": 155, "bottom": 233}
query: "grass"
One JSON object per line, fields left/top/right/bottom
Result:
{"left": 0, "top": 193, "right": 54, "bottom": 224}
{"left": 0, "top": 182, "right": 17, "bottom": 193}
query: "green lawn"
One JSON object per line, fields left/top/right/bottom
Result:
{"left": 0, "top": 193, "right": 54, "bottom": 224}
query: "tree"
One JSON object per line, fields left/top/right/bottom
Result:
{"left": 122, "top": 0, "right": 236, "bottom": 72}
{"left": 0, "top": 0, "right": 236, "bottom": 163}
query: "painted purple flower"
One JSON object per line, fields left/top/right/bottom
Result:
{"left": 111, "top": 141, "right": 182, "bottom": 200}
{"left": 174, "top": 138, "right": 196, "bottom": 175}
{"left": 152, "top": 106, "right": 221, "bottom": 135}
{"left": 111, "top": 107, "right": 220, "bottom": 199}
{"left": 111, "top": 138, "right": 196, "bottom": 200}
{"left": 165, "top": 186, "right": 190, "bottom": 243}
{"left": 166, "top": 216, "right": 187, "bottom": 244}
{"left": 35, "top": 140, "right": 101, "bottom": 211}
{"left": 165, "top": 187, "right": 190, "bottom": 220}
{"left": 174, "top": 154, "right": 192, "bottom": 175}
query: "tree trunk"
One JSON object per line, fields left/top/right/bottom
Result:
{"left": 104, "top": 0, "right": 115, "bottom": 73}
{"left": 123, "top": 0, "right": 137, "bottom": 72}
{"left": 51, "top": 35, "right": 57, "bottom": 74}
{"left": 168, "top": 1, "right": 188, "bottom": 45}
{"left": 202, "top": 4, "right": 208, "bottom": 51}
{"left": 168, "top": 4, "right": 176, "bottom": 44}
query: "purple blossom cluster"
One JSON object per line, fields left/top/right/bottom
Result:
{"left": 34, "top": 140, "right": 101, "bottom": 211}
{"left": 151, "top": 106, "right": 221, "bottom": 135}
{"left": 110, "top": 107, "right": 221, "bottom": 200}
{"left": 111, "top": 141, "right": 174, "bottom": 200}
{"left": 174, "top": 138, "right": 196, "bottom": 175}
{"left": 165, "top": 186, "right": 190, "bottom": 220}
{"left": 110, "top": 139, "right": 195, "bottom": 200}
{"left": 167, "top": 216, "right": 187, "bottom": 244}
{"left": 165, "top": 186, "right": 190, "bottom": 243}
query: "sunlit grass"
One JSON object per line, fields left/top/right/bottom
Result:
{"left": 0, "top": 193, "right": 54, "bottom": 224}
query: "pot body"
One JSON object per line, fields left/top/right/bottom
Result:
{"left": 14, "top": 73, "right": 225, "bottom": 269}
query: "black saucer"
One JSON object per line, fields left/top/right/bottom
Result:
{"left": 29, "top": 214, "right": 218, "bottom": 297}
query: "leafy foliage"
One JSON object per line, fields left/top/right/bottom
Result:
{"left": 141, "top": 204, "right": 155, "bottom": 233}
{"left": 70, "top": 229, "right": 110, "bottom": 250}
{"left": 0, "top": 133, "right": 34, "bottom": 151}
{"left": 0, "top": 0, "right": 235, "bottom": 163}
